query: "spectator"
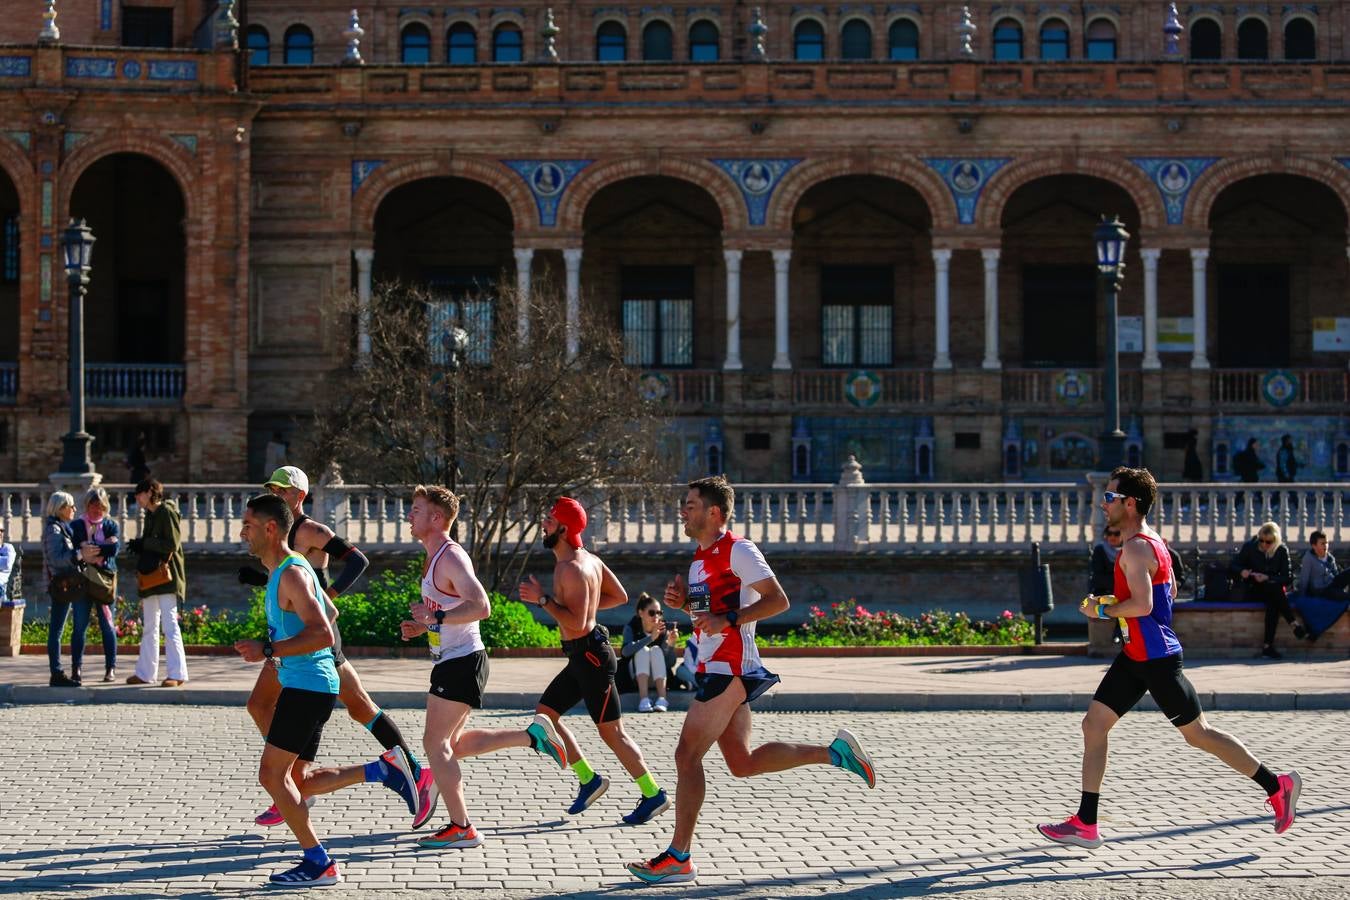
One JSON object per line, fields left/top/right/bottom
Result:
{"left": 1230, "top": 521, "right": 1303, "bottom": 659}
{"left": 1297, "top": 530, "right": 1350, "bottom": 602}
{"left": 1182, "top": 430, "right": 1204, "bottom": 482}
{"left": 620, "top": 592, "right": 675, "bottom": 712}
{"left": 127, "top": 431, "right": 151, "bottom": 484}
{"left": 43, "top": 491, "right": 85, "bottom": 687}
{"left": 1275, "top": 434, "right": 1299, "bottom": 483}
{"left": 1089, "top": 527, "right": 1123, "bottom": 596}
{"left": 675, "top": 627, "right": 698, "bottom": 692}
{"left": 0, "top": 525, "right": 15, "bottom": 603}
{"left": 125, "top": 478, "right": 188, "bottom": 687}
{"left": 1232, "top": 438, "right": 1265, "bottom": 483}
{"left": 69, "top": 487, "right": 120, "bottom": 683}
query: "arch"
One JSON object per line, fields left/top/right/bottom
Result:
{"left": 353, "top": 157, "right": 536, "bottom": 235}
{"left": 1084, "top": 18, "right": 1117, "bottom": 60}
{"left": 887, "top": 17, "right": 919, "bottom": 59}
{"left": 492, "top": 22, "right": 524, "bottom": 62}
{"left": 792, "top": 17, "right": 826, "bottom": 60}
{"left": 1237, "top": 16, "right": 1269, "bottom": 59}
{"left": 283, "top": 24, "right": 314, "bottom": 64}
{"left": 556, "top": 158, "right": 745, "bottom": 233}
{"left": 1184, "top": 155, "right": 1350, "bottom": 229}
{"left": 1283, "top": 16, "right": 1315, "bottom": 59}
{"left": 446, "top": 21, "right": 477, "bottom": 63}
{"left": 57, "top": 132, "right": 200, "bottom": 224}
{"left": 400, "top": 22, "right": 432, "bottom": 63}
{"left": 1189, "top": 17, "right": 1222, "bottom": 59}
{"left": 992, "top": 17, "right": 1024, "bottom": 60}
{"left": 975, "top": 156, "right": 1163, "bottom": 231}
{"left": 1039, "top": 17, "right": 1070, "bottom": 60}
{"left": 596, "top": 20, "right": 628, "bottom": 62}
{"left": 840, "top": 18, "right": 874, "bottom": 59}
{"left": 765, "top": 156, "right": 955, "bottom": 232}
{"left": 642, "top": 19, "right": 674, "bottom": 60}
{"left": 688, "top": 19, "right": 720, "bottom": 61}
{"left": 245, "top": 25, "right": 269, "bottom": 65}
{"left": 0, "top": 137, "right": 35, "bottom": 209}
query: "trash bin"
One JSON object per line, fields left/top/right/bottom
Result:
{"left": 1019, "top": 542, "right": 1054, "bottom": 643}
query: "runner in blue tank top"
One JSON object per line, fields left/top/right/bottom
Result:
{"left": 1037, "top": 466, "right": 1302, "bottom": 850}
{"left": 234, "top": 494, "right": 420, "bottom": 888}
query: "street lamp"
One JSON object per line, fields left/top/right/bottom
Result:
{"left": 1095, "top": 214, "right": 1129, "bottom": 470}
{"left": 59, "top": 219, "right": 96, "bottom": 475}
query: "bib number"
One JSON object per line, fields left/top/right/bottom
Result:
{"left": 687, "top": 582, "right": 711, "bottom": 614}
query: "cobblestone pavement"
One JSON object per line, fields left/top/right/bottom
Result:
{"left": 1, "top": 704, "right": 1346, "bottom": 899}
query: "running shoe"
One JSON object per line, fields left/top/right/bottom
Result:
{"left": 1037, "top": 814, "right": 1103, "bottom": 849}
{"left": 1266, "top": 770, "right": 1302, "bottom": 834}
{"left": 568, "top": 774, "right": 610, "bottom": 815}
{"left": 828, "top": 728, "right": 877, "bottom": 789}
{"left": 653, "top": 697, "right": 669, "bottom": 712}
{"left": 412, "top": 766, "right": 440, "bottom": 830}
{"left": 417, "top": 821, "right": 483, "bottom": 850}
{"left": 377, "top": 747, "right": 419, "bottom": 818}
{"left": 638, "top": 697, "right": 653, "bottom": 713}
{"left": 627, "top": 850, "right": 697, "bottom": 885}
{"left": 526, "top": 714, "right": 567, "bottom": 769}
{"left": 622, "top": 789, "right": 671, "bottom": 825}
{"left": 255, "top": 796, "right": 315, "bottom": 827}
{"left": 269, "top": 858, "right": 341, "bottom": 887}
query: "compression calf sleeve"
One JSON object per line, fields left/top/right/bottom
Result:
{"left": 366, "top": 711, "right": 421, "bottom": 774}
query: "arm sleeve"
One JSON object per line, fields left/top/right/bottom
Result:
{"left": 323, "top": 536, "right": 369, "bottom": 596}
{"left": 620, "top": 622, "right": 651, "bottom": 658}
{"left": 730, "top": 539, "right": 776, "bottom": 586}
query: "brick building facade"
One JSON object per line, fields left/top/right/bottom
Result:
{"left": 1, "top": 1, "right": 1348, "bottom": 484}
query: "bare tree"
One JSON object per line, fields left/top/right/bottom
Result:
{"left": 304, "top": 279, "right": 671, "bottom": 590}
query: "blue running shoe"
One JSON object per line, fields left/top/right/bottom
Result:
{"left": 526, "top": 714, "right": 568, "bottom": 769}
{"left": 378, "top": 747, "right": 419, "bottom": 818}
{"left": 622, "top": 789, "right": 671, "bottom": 825}
{"left": 828, "top": 728, "right": 876, "bottom": 789}
{"left": 568, "top": 773, "right": 610, "bottom": 815}
{"left": 269, "top": 858, "right": 341, "bottom": 887}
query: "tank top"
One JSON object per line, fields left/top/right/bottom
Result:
{"left": 265, "top": 553, "right": 341, "bottom": 693}
{"left": 421, "top": 538, "right": 485, "bottom": 662}
{"left": 1112, "top": 532, "right": 1183, "bottom": 661}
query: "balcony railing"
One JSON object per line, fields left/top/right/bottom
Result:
{"left": 0, "top": 362, "right": 15, "bottom": 403}
{"left": 793, "top": 369, "right": 933, "bottom": 407}
{"left": 86, "top": 364, "right": 185, "bottom": 405}
{"left": 648, "top": 370, "right": 722, "bottom": 407}
{"left": 1003, "top": 368, "right": 1142, "bottom": 407}
{"left": 1211, "top": 369, "right": 1350, "bottom": 408}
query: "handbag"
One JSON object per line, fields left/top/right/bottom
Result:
{"left": 138, "top": 561, "right": 173, "bottom": 592}
{"left": 81, "top": 564, "right": 117, "bottom": 605}
{"left": 48, "top": 573, "right": 84, "bottom": 604}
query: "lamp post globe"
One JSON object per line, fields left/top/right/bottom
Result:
{"left": 1095, "top": 215, "right": 1129, "bottom": 470}
{"left": 58, "top": 219, "right": 97, "bottom": 476}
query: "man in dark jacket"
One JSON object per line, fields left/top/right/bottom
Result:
{"left": 1275, "top": 435, "right": 1299, "bottom": 483}
{"left": 1232, "top": 439, "right": 1265, "bottom": 483}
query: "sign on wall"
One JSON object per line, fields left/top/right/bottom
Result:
{"left": 1313, "top": 318, "right": 1350, "bottom": 352}
{"left": 1117, "top": 316, "right": 1143, "bottom": 353}
{"left": 1157, "top": 317, "right": 1195, "bottom": 353}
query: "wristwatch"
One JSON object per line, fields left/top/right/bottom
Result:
{"left": 262, "top": 639, "right": 274, "bottom": 661}
{"left": 434, "top": 609, "right": 446, "bottom": 626}
{"left": 725, "top": 610, "right": 740, "bottom": 627}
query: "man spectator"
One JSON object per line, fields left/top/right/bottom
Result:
{"left": 1275, "top": 435, "right": 1299, "bottom": 483}
{"left": 1232, "top": 438, "right": 1265, "bottom": 483}
{"left": 0, "top": 525, "right": 16, "bottom": 604}
{"left": 1297, "top": 531, "right": 1350, "bottom": 602}
{"left": 1089, "top": 527, "right": 1123, "bottom": 596}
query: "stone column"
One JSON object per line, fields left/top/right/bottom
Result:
{"left": 1190, "top": 247, "right": 1209, "bottom": 370}
{"left": 353, "top": 247, "right": 374, "bottom": 359}
{"left": 513, "top": 247, "right": 534, "bottom": 344}
{"left": 723, "top": 249, "right": 743, "bottom": 370}
{"left": 932, "top": 248, "right": 952, "bottom": 369}
{"left": 772, "top": 249, "right": 792, "bottom": 370}
{"left": 563, "top": 247, "right": 582, "bottom": 360}
{"left": 1140, "top": 247, "right": 1161, "bottom": 370}
{"left": 981, "top": 247, "right": 1001, "bottom": 370}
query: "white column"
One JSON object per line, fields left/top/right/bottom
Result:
{"left": 563, "top": 247, "right": 582, "bottom": 360}
{"left": 353, "top": 247, "right": 374, "bottom": 359}
{"left": 513, "top": 247, "right": 534, "bottom": 345}
{"left": 722, "top": 249, "right": 743, "bottom": 371}
{"left": 1189, "top": 247, "right": 1209, "bottom": 370}
{"left": 981, "top": 247, "right": 1001, "bottom": 370}
{"left": 932, "top": 248, "right": 952, "bottom": 370}
{"left": 1140, "top": 248, "right": 1161, "bottom": 370}
{"left": 772, "top": 249, "right": 792, "bottom": 370}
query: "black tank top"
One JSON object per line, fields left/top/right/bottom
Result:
{"left": 287, "top": 512, "right": 330, "bottom": 592}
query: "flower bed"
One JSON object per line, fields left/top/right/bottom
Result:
{"left": 766, "top": 601, "right": 1035, "bottom": 647}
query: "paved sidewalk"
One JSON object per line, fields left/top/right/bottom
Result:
{"left": 4, "top": 651, "right": 1348, "bottom": 711}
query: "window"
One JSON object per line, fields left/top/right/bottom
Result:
{"left": 840, "top": 19, "right": 873, "bottom": 59}
{"left": 1190, "top": 19, "right": 1221, "bottom": 59}
{"left": 643, "top": 21, "right": 674, "bottom": 60}
{"left": 1237, "top": 18, "right": 1269, "bottom": 59}
{"left": 596, "top": 21, "right": 627, "bottom": 61}
{"left": 794, "top": 20, "right": 825, "bottom": 60}
{"left": 621, "top": 267, "right": 695, "bottom": 367}
{"left": 401, "top": 23, "right": 431, "bottom": 63}
{"left": 689, "top": 20, "right": 719, "bottom": 61}
{"left": 283, "top": 25, "right": 314, "bottom": 64}
{"left": 493, "top": 24, "right": 523, "bottom": 62}
{"left": 121, "top": 6, "right": 173, "bottom": 48}
{"left": 1039, "top": 19, "right": 1069, "bottom": 60}
{"left": 993, "top": 19, "right": 1023, "bottom": 60}
{"left": 1284, "top": 18, "right": 1315, "bottom": 59}
{"left": 447, "top": 23, "right": 477, "bottom": 63}
{"left": 1085, "top": 19, "right": 1116, "bottom": 60}
{"left": 2, "top": 214, "right": 17, "bottom": 284}
{"left": 425, "top": 269, "right": 495, "bottom": 366}
{"left": 888, "top": 19, "right": 919, "bottom": 60}
{"left": 820, "top": 266, "right": 893, "bottom": 367}
{"left": 246, "top": 26, "right": 269, "bottom": 66}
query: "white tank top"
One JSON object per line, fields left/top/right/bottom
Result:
{"left": 421, "top": 538, "right": 485, "bottom": 662}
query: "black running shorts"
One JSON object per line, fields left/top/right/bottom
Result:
{"left": 428, "top": 649, "right": 490, "bottom": 708}
{"left": 694, "top": 668, "right": 781, "bottom": 705}
{"left": 538, "top": 639, "right": 621, "bottom": 724}
{"left": 267, "top": 687, "right": 338, "bottom": 761}
{"left": 1092, "top": 652, "right": 1203, "bottom": 727}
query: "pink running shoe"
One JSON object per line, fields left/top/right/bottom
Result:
{"left": 412, "top": 766, "right": 440, "bottom": 830}
{"left": 254, "top": 796, "right": 316, "bottom": 827}
{"left": 1037, "top": 814, "right": 1103, "bottom": 849}
{"left": 1266, "top": 771, "right": 1302, "bottom": 834}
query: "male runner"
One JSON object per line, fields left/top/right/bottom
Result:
{"left": 1037, "top": 465, "right": 1301, "bottom": 848}
{"left": 396, "top": 485, "right": 568, "bottom": 850}
{"left": 239, "top": 466, "right": 433, "bottom": 829}
{"left": 518, "top": 497, "right": 671, "bottom": 826}
{"left": 234, "top": 493, "right": 419, "bottom": 887}
{"left": 628, "top": 476, "right": 876, "bottom": 885}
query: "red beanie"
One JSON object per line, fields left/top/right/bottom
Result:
{"left": 550, "top": 497, "right": 587, "bottom": 548}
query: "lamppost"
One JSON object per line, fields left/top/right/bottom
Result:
{"left": 436, "top": 314, "right": 469, "bottom": 540}
{"left": 59, "top": 219, "right": 96, "bottom": 476}
{"left": 1095, "top": 214, "right": 1129, "bottom": 470}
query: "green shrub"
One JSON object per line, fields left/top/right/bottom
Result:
{"left": 765, "top": 600, "right": 1035, "bottom": 647}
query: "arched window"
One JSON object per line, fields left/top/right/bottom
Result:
{"left": 793, "top": 19, "right": 825, "bottom": 60}
{"left": 840, "top": 19, "right": 873, "bottom": 59}
{"left": 246, "top": 25, "right": 269, "bottom": 66}
{"left": 1237, "top": 18, "right": 1269, "bottom": 59}
{"left": 689, "top": 20, "right": 719, "bottom": 61}
{"left": 642, "top": 21, "right": 673, "bottom": 60}
{"left": 888, "top": 19, "right": 919, "bottom": 60}
{"left": 447, "top": 23, "right": 477, "bottom": 63}
{"left": 283, "top": 25, "right": 314, "bottom": 65}
{"left": 401, "top": 23, "right": 431, "bottom": 63}
{"left": 1039, "top": 19, "right": 1069, "bottom": 60}
{"left": 993, "top": 19, "right": 1023, "bottom": 60}
{"left": 1284, "top": 17, "right": 1315, "bottom": 59}
{"left": 1085, "top": 19, "right": 1116, "bottom": 60}
{"left": 1190, "top": 18, "right": 1222, "bottom": 59}
{"left": 492, "top": 23, "right": 523, "bottom": 62}
{"left": 596, "top": 21, "right": 627, "bottom": 61}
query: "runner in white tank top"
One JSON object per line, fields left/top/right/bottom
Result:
{"left": 421, "top": 538, "right": 485, "bottom": 662}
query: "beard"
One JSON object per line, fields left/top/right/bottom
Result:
{"left": 542, "top": 528, "right": 561, "bottom": 549}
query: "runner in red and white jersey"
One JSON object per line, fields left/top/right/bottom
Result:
{"left": 626, "top": 476, "right": 878, "bottom": 886}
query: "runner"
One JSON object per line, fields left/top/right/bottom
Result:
{"left": 1037, "top": 465, "right": 1302, "bottom": 849}
{"left": 518, "top": 497, "right": 671, "bottom": 826}
{"left": 396, "top": 484, "right": 568, "bottom": 851}
{"left": 239, "top": 466, "right": 434, "bottom": 829}
{"left": 234, "top": 493, "right": 419, "bottom": 887}
{"left": 627, "top": 477, "right": 876, "bottom": 885}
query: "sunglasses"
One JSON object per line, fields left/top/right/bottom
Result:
{"left": 1104, "top": 531, "right": 1120, "bottom": 538}
{"left": 644, "top": 610, "right": 661, "bottom": 617}
{"left": 1102, "top": 491, "right": 1136, "bottom": 505}
{"left": 1259, "top": 537, "right": 1277, "bottom": 545}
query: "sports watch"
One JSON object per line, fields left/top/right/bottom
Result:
{"left": 262, "top": 639, "right": 274, "bottom": 661}
{"left": 725, "top": 609, "right": 740, "bottom": 627}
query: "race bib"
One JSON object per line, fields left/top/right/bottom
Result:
{"left": 687, "top": 581, "right": 711, "bottom": 614}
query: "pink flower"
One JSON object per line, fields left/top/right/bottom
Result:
{"left": 1001, "top": 610, "right": 1014, "bottom": 620}
{"left": 856, "top": 606, "right": 871, "bottom": 617}
{"left": 813, "top": 609, "right": 825, "bottom": 618}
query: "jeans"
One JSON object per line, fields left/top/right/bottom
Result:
{"left": 47, "top": 597, "right": 117, "bottom": 675}
{"left": 134, "top": 594, "right": 188, "bottom": 683}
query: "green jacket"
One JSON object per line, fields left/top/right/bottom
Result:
{"left": 139, "top": 499, "right": 185, "bottom": 599}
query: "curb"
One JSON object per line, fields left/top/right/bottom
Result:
{"left": 18, "top": 643, "right": 1089, "bottom": 658}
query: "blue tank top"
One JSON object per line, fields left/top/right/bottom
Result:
{"left": 265, "top": 554, "right": 340, "bottom": 693}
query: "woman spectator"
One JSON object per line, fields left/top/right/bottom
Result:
{"left": 43, "top": 491, "right": 85, "bottom": 686}
{"left": 1230, "top": 521, "right": 1303, "bottom": 658}
{"left": 68, "top": 486, "right": 120, "bottom": 682}
{"left": 621, "top": 592, "right": 675, "bottom": 712}
{"left": 125, "top": 478, "right": 188, "bottom": 686}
